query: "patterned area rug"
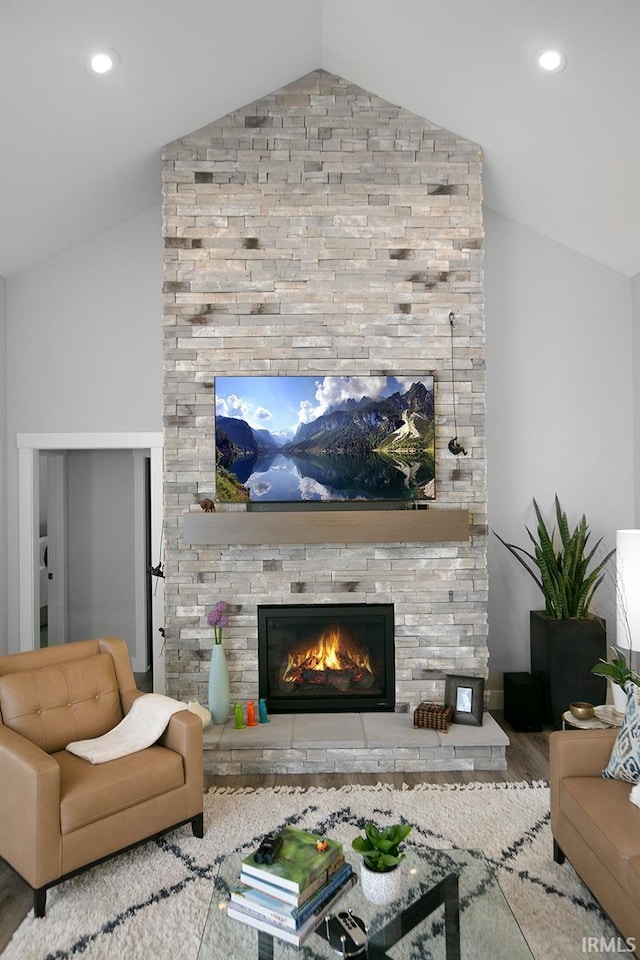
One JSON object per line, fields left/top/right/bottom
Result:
{"left": 1, "top": 782, "right": 624, "bottom": 960}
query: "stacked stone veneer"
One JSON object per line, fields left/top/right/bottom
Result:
{"left": 162, "top": 70, "right": 487, "bottom": 710}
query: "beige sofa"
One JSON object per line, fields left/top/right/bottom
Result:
{"left": 0, "top": 637, "right": 204, "bottom": 917}
{"left": 550, "top": 728, "right": 640, "bottom": 953}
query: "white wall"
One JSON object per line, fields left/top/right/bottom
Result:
{"left": 6, "top": 207, "right": 162, "bottom": 434}
{"left": 0, "top": 275, "right": 7, "bottom": 654}
{"left": 485, "top": 207, "right": 635, "bottom": 679}
{"left": 5, "top": 207, "right": 163, "bottom": 650}
{"left": 633, "top": 272, "right": 640, "bottom": 522}
{"left": 66, "top": 449, "right": 138, "bottom": 659}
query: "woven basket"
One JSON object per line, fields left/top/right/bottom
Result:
{"left": 413, "top": 702, "right": 452, "bottom": 732}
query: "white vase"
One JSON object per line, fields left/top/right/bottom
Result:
{"left": 208, "top": 644, "right": 230, "bottom": 724}
{"left": 359, "top": 863, "right": 402, "bottom": 905}
{"left": 611, "top": 681, "right": 628, "bottom": 716}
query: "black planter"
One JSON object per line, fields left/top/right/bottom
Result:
{"left": 529, "top": 611, "right": 607, "bottom": 730}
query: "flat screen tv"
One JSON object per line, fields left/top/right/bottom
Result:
{"left": 214, "top": 375, "right": 435, "bottom": 503}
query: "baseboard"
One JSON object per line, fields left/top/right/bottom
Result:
{"left": 487, "top": 685, "right": 503, "bottom": 712}
{"left": 485, "top": 671, "right": 504, "bottom": 710}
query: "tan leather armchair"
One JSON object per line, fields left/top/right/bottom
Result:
{"left": 0, "top": 637, "right": 203, "bottom": 917}
{"left": 550, "top": 729, "right": 640, "bottom": 954}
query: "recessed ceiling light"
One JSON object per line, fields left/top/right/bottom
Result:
{"left": 86, "top": 50, "right": 119, "bottom": 77}
{"left": 537, "top": 49, "right": 566, "bottom": 73}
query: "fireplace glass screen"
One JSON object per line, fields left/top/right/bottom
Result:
{"left": 258, "top": 603, "right": 395, "bottom": 713}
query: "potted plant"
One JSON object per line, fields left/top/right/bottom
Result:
{"left": 351, "top": 822, "right": 412, "bottom": 904}
{"left": 592, "top": 649, "right": 640, "bottom": 715}
{"left": 495, "top": 496, "right": 615, "bottom": 729}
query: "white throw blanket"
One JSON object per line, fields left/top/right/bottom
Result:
{"left": 66, "top": 693, "right": 187, "bottom": 764}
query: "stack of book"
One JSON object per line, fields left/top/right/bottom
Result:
{"left": 227, "top": 826, "right": 356, "bottom": 946}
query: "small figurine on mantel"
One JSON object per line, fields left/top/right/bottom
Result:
{"left": 199, "top": 498, "right": 215, "bottom": 513}
{"left": 247, "top": 700, "right": 258, "bottom": 727}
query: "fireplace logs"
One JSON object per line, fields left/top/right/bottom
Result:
{"left": 279, "top": 626, "right": 376, "bottom": 693}
{"left": 258, "top": 603, "right": 395, "bottom": 713}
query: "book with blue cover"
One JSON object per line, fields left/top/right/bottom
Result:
{"left": 239, "top": 853, "right": 346, "bottom": 907}
{"left": 241, "top": 826, "right": 343, "bottom": 895}
{"left": 231, "top": 862, "right": 354, "bottom": 930}
{"left": 227, "top": 869, "right": 356, "bottom": 946}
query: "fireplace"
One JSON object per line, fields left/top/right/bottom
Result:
{"left": 258, "top": 603, "right": 395, "bottom": 714}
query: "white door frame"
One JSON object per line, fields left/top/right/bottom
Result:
{"left": 41, "top": 450, "right": 68, "bottom": 645}
{"left": 17, "top": 433, "right": 165, "bottom": 691}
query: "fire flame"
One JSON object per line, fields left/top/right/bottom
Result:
{"left": 281, "top": 626, "right": 372, "bottom": 682}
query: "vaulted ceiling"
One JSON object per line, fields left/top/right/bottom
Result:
{"left": 1, "top": 0, "right": 639, "bottom": 278}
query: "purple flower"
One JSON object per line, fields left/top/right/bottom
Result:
{"left": 207, "top": 601, "right": 229, "bottom": 643}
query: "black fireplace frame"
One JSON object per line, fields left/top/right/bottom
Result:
{"left": 257, "top": 603, "right": 395, "bottom": 714}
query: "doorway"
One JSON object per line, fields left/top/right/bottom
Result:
{"left": 17, "top": 433, "right": 165, "bottom": 690}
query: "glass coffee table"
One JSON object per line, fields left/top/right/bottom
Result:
{"left": 197, "top": 847, "right": 533, "bottom": 959}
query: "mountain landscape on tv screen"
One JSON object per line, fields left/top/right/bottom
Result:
{"left": 214, "top": 376, "right": 435, "bottom": 503}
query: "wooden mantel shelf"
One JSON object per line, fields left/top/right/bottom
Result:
{"left": 183, "top": 508, "right": 470, "bottom": 546}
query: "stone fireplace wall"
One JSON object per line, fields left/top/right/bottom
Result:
{"left": 161, "top": 70, "right": 486, "bottom": 708}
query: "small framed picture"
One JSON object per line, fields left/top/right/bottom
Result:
{"left": 445, "top": 674, "right": 485, "bottom": 726}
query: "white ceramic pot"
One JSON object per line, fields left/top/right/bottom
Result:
{"left": 611, "top": 681, "right": 628, "bottom": 716}
{"left": 359, "top": 863, "right": 402, "bottom": 905}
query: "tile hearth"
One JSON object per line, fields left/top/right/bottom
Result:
{"left": 203, "top": 712, "right": 508, "bottom": 776}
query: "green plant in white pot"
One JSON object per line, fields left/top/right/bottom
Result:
{"left": 592, "top": 650, "right": 640, "bottom": 715}
{"left": 351, "top": 822, "right": 412, "bottom": 904}
{"left": 495, "top": 496, "right": 615, "bottom": 728}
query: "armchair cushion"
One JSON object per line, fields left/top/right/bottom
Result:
{"left": 55, "top": 746, "right": 185, "bottom": 834}
{"left": 559, "top": 774, "right": 640, "bottom": 896}
{"left": 0, "top": 653, "right": 122, "bottom": 753}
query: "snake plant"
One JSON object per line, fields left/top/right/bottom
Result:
{"left": 494, "top": 496, "right": 615, "bottom": 620}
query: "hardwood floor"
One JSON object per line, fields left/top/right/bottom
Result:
{"left": 0, "top": 712, "right": 551, "bottom": 953}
